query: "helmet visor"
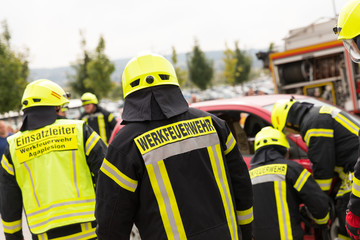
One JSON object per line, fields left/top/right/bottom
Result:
{"left": 342, "top": 36, "right": 360, "bottom": 63}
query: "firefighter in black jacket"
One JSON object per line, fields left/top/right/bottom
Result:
{"left": 0, "top": 79, "right": 107, "bottom": 239}
{"left": 250, "top": 126, "right": 330, "bottom": 240}
{"left": 333, "top": 0, "right": 360, "bottom": 238}
{"left": 95, "top": 53, "right": 253, "bottom": 240}
{"left": 80, "top": 92, "right": 117, "bottom": 145}
{"left": 272, "top": 98, "right": 360, "bottom": 239}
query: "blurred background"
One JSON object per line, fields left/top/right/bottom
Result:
{"left": 0, "top": 0, "right": 350, "bottom": 130}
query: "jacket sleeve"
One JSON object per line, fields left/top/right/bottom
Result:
{"left": 0, "top": 149, "right": 24, "bottom": 240}
{"left": 288, "top": 161, "right": 330, "bottom": 225}
{"left": 222, "top": 123, "right": 253, "bottom": 240}
{"left": 348, "top": 154, "right": 360, "bottom": 216}
{"left": 107, "top": 113, "right": 117, "bottom": 132}
{"left": 304, "top": 117, "right": 335, "bottom": 192}
{"left": 95, "top": 133, "right": 141, "bottom": 240}
{"left": 83, "top": 124, "right": 107, "bottom": 186}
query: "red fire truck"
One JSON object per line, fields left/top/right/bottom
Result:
{"left": 268, "top": 18, "right": 360, "bottom": 114}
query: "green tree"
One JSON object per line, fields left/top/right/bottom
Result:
{"left": 222, "top": 43, "right": 237, "bottom": 86}
{"left": 187, "top": 39, "right": 213, "bottom": 90}
{"left": 268, "top": 42, "right": 275, "bottom": 52}
{"left": 171, "top": 46, "right": 188, "bottom": 87}
{"left": 68, "top": 31, "right": 92, "bottom": 96}
{"left": 68, "top": 33, "right": 115, "bottom": 100}
{"left": 0, "top": 20, "right": 29, "bottom": 113}
{"left": 234, "top": 41, "right": 252, "bottom": 85}
{"left": 109, "top": 82, "right": 123, "bottom": 100}
{"left": 85, "top": 35, "right": 115, "bottom": 100}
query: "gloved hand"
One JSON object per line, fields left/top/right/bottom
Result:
{"left": 346, "top": 210, "right": 360, "bottom": 240}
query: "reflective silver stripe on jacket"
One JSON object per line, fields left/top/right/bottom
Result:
{"left": 100, "top": 159, "right": 138, "bottom": 192}
{"left": 2, "top": 220, "right": 22, "bottom": 233}
{"left": 208, "top": 144, "right": 238, "bottom": 240}
{"left": 30, "top": 211, "right": 94, "bottom": 229}
{"left": 151, "top": 162, "right": 183, "bottom": 239}
{"left": 72, "top": 150, "right": 80, "bottom": 198}
{"left": 85, "top": 132, "right": 100, "bottom": 155}
{"left": 304, "top": 129, "right": 333, "bottom": 146}
{"left": 293, "top": 169, "right": 310, "bottom": 192}
{"left": 27, "top": 199, "right": 95, "bottom": 217}
{"left": 97, "top": 114, "right": 107, "bottom": 144}
{"left": 143, "top": 132, "right": 219, "bottom": 165}
{"left": 251, "top": 174, "right": 286, "bottom": 185}
{"left": 353, "top": 179, "right": 360, "bottom": 193}
{"left": 275, "top": 181, "right": 292, "bottom": 239}
{"left": 224, "top": 133, "right": 236, "bottom": 155}
{"left": 24, "top": 162, "right": 41, "bottom": 207}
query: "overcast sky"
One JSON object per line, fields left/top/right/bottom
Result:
{"left": 1, "top": 0, "right": 348, "bottom": 69}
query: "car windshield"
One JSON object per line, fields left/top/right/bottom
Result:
{"left": 263, "top": 97, "right": 360, "bottom": 125}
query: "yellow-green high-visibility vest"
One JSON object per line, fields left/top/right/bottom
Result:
{"left": 7, "top": 119, "right": 96, "bottom": 234}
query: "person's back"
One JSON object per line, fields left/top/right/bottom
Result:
{"left": 95, "top": 53, "right": 254, "bottom": 240}
{"left": 299, "top": 106, "right": 359, "bottom": 183}
{"left": 272, "top": 99, "right": 359, "bottom": 239}
{"left": 0, "top": 79, "right": 106, "bottom": 239}
{"left": 249, "top": 127, "right": 329, "bottom": 240}
{"left": 333, "top": 1, "right": 360, "bottom": 238}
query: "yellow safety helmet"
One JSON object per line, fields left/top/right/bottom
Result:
{"left": 254, "top": 126, "right": 290, "bottom": 152}
{"left": 271, "top": 99, "right": 297, "bottom": 131}
{"left": 22, "top": 79, "right": 69, "bottom": 110}
{"left": 334, "top": 0, "right": 360, "bottom": 62}
{"left": 81, "top": 92, "right": 98, "bottom": 105}
{"left": 122, "top": 53, "right": 179, "bottom": 98}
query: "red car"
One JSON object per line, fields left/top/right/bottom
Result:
{"left": 190, "top": 94, "right": 312, "bottom": 170}
{"left": 110, "top": 94, "right": 360, "bottom": 169}
{"left": 111, "top": 94, "right": 355, "bottom": 170}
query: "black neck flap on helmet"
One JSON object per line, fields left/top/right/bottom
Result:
{"left": 20, "top": 106, "right": 58, "bottom": 131}
{"left": 251, "top": 145, "right": 288, "bottom": 166}
{"left": 286, "top": 102, "right": 314, "bottom": 131}
{"left": 121, "top": 85, "right": 189, "bottom": 123}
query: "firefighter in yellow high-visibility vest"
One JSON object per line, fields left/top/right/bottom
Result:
{"left": 95, "top": 53, "right": 254, "bottom": 240}
{"left": 0, "top": 79, "right": 107, "bottom": 239}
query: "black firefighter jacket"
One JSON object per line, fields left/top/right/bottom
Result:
{"left": 249, "top": 147, "right": 330, "bottom": 240}
{"left": 348, "top": 151, "right": 360, "bottom": 216}
{"left": 287, "top": 103, "right": 359, "bottom": 195}
{"left": 95, "top": 106, "right": 254, "bottom": 240}
{"left": 80, "top": 106, "right": 117, "bottom": 145}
